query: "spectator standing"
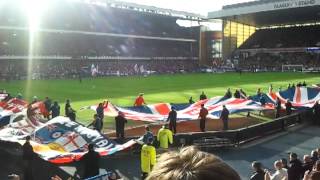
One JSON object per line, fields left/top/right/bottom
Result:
{"left": 311, "top": 150, "right": 319, "bottom": 164}
{"left": 302, "top": 155, "right": 314, "bottom": 174}
{"left": 189, "top": 96, "right": 195, "bottom": 104}
{"left": 44, "top": 97, "right": 52, "bottom": 119}
{"left": 234, "top": 89, "right": 241, "bottom": 98}
{"left": 239, "top": 89, "right": 247, "bottom": 99}
{"left": 134, "top": 93, "right": 146, "bottom": 106}
{"left": 166, "top": 107, "right": 177, "bottom": 134}
{"left": 313, "top": 101, "right": 320, "bottom": 125}
{"left": 224, "top": 88, "right": 232, "bottom": 99}
{"left": 265, "top": 160, "right": 288, "bottom": 180}
{"left": 220, "top": 105, "right": 230, "bottom": 131}
{"left": 80, "top": 144, "right": 100, "bottom": 179}
{"left": 199, "top": 91, "right": 207, "bottom": 100}
{"left": 288, "top": 152, "right": 303, "bottom": 180}
{"left": 23, "top": 136, "right": 36, "bottom": 180}
{"left": 96, "top": 101, "right": 108, "bottom": 127}
{"left": 50, "top": 101, "right": 60, "bottom": 119}
{"left": 285, "top": 100, "right": 293, "bottom": 115}
{"left": 275, "top": 97, "right": 282, "bottom": 118}
{"left": 115, "top": 111, "right": 127, "bottom": 139}
{"left": 259, "top": 95, "right": 266, "bottom": 115}
{"left": 157, "top": 124, "right": 173, "bottom": 149}
{"left": 198, "top": 104, "right": 208, "bottom": 132}
{"left": 250, "top": 161, "right": 265, "bottom": 180}
{"left": 141, "top": 138, "right": 156, "bottom": 179}
{"left": 65, "top": 99, "right": 76, "bottom": 121}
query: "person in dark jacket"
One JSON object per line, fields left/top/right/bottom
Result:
{"left": 234, "top": 89, "right": 241, "bottom": 98}
{"left": 142, "top": 126, "right": 154, "bottom": 144}
{"left": 23, "top": 136, "right": 36, "bottom": 180}
{"left": 115, "top": 111, "right": 127, "bottom": 139}
{"left": 313, "top": 101, "right": 320, "bottom": 125}
{"left": 275, "top": 97, "right": 282, "bottom": 118}
{"left": 250, "top": 161, "right": 265, "bottom": 180}
{"left": 96, "top": 102, "right": 107, "bottom": 130}
{"left": 198, "top": 104, "right": 208, "bottom": 132}
{"left": 167, "top": 107, "right": 177, "bottom": 134}
{"left": 311, "top": 150, "right": 319, "bottom": 163}
{"left": 50, "top": 101, "right": 60, "bottom": 119}
{"left": 224, "top": 88, "right": 232, "bottom": 99}
{"left": 65, "top": 99, "right": 76, "bottom": 121}
{"left": 285, "top": 100, "right": 293, "bottom": 115}
{"left": 88, "top": 114, "right": 103, "bottom": 132}
{"left": 288, "top": 152, "right": 303, "bottom": 180}
{"left": 43, "top": 97, "right": 52, "bottom": 119}
{"left": 220, "top": 105, "right": 230, "bottom": 130}
{"left": 199, "top": 91, "right": 207, "bottom": 100}
{"left": 80, "top": 144, "right": 100, "bottom": 179}
{"left": 189, "top": 96, "right": 195, "bottom": 104}
{"left": 302, "top": 155, "right": 313, "bottom": 174}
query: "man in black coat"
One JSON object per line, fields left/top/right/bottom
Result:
{"left": 50, "top": 101, "right": 60, "bottom": 119}
{"left": 115, "top": 111, "right": 127, "bottom": 139}
{"left": 313, "top": 101, "right": 320, "bottom": 125}
{"left": 288, "top": 153, "right": 303, "bottom": 180}
{"left": 220, "top": 105, "right": 230, "bottom": 131}
{"left": 275, "top": 97, "right": 281, "bottom": 118}
{"left": 88, "top": 114, "right": 103, "bottom": 133}
{"left": 44, "top": 97, "right": 52, "bottom": 119}
{"left": 167, "top": 107, "right": 177, "bottom": 134}
{"left": 23, "top": 136, "right": 36, "bottom": 180}
{"left": 96, "top": 101, "right": 107, "bottom": 130}
{"left": 80, "top": 144, "right": 100, "bottom": 179}
{"left": 199, "top": 91, "right": 207, "bottom": 100}
{"left": 285, "top": 100, "right": 293, "bottom": 115}
{"left": 250, "top": 161, "right": 265, "bottom": 180}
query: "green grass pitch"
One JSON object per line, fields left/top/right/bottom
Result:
{"left": 1, "top": 72, "right": 319, "bottom": 128}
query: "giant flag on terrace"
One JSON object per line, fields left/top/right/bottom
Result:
{"left": 0, "top": 115, "right": 137, "bottom": 164}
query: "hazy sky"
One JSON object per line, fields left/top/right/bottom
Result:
{"left": 120, "top": 0, "right": 255, "bottom": 16}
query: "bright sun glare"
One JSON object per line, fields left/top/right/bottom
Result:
{"left": 21, "top": 0, "right": 48, "bottom": 97}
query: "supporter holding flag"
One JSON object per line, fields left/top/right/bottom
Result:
{"left": 157, "top": 124, "right": 173, "bottom": 149}
{"left": 96, "top": 101, "right": 108, "bottom": 129}
{"left": 141, "top": 137, "right": 156, "bottom": 179}
{"left": 198, "top": 104, "right": 208, "bottom": 132}
{"left": 50, "top": 101, "right": 60, "bottom": 119}
{"left": 224, "top": 88, "right": 232, "bottom": 99}
{"left": 166, "top": 107, "right": 177, "bottom": 134}
{"left": 79, "top": 144, "right": 100, "bottom": 179}
{"left": 234, "top": 89, "right": 241, "bottom": 98}
{"left": 188, "top": 96, "right": 195, "bottom": 104}
{"left": 87, "top": 114, "right": 103, "bottom": 132}
{"left": 65, "top": 99, "right": 76, "bottom": 121}
{"left": 134, "top": 93, "right": 146, "bottom": 106}
{"left": 115, "top": 111, "right": 127, "bottom": 139}
{"left": 275, "top": 97, "right": 282, "bottom": 118}
{"left": 220, "top": 105, "right": 230, "bottom": 131}
{"left": 285, "top": 100, "right": 293, "bottom": 115}
{"left": 199, "top": 91, "right": 207, "bottom": 100}
{"left": 23, "top": 136, "right": 37, "bottom": 180}
{"left": 44, "top": 97, "right": 52, "bottom": 119}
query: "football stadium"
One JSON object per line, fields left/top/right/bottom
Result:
{"left": 0, "top": 0, "right": 320, "bottom": 179}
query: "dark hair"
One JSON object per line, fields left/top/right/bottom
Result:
{"left": 252, "top": 161, "right": 262, "bottom": 170}
{"left": 26, "top": 136, "right": 31, "bottom": 141}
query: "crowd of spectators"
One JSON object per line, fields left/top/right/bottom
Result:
{"left": 237, "top": 52, "right": 320, "bottom": 72}
{"left": 250, "top": 149, "right": 320, "bottom": 180}
{"left": 0, "top": 59, "right": 200, "bottom": 80}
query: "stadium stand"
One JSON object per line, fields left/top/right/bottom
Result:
{"left": 0, "top": 1, "right": 201, "bottom": 79}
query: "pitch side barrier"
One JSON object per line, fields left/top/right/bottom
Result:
{"left": 120, "top": 110, "right": 313, "bottom": 150}
{"left": 173, "top": 110, "right": 313, "bottom": 147}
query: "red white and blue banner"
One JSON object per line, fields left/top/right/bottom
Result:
{"left": 0, "top": 115, "right": 137, "bottom": 164}
{"left": 0, "top": 98, "right": 28, "bottom": 127}
{"left": 86, "top": 96, "right": 270, "bottom": 122}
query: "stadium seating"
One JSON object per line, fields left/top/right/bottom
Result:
{"left": 240, "top": 25, "right": 320, "bottom": 49}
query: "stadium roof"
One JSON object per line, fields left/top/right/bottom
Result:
{"left": 208, "top": 0, "right": 320, "bottom": 27}
{"left": 83, "top": 0, "right": 205, "bottom": 20}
